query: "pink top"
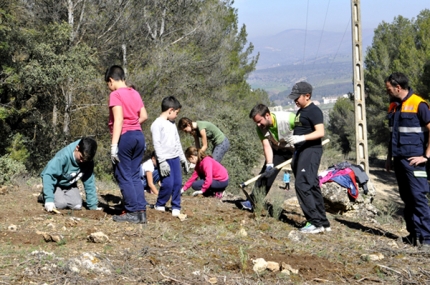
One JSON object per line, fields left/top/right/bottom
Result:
{"left": 108, "top": 87, "right": 144, "bottom": 134}
{"left": 183, "top": 156, "right": 229, "bottom": 192}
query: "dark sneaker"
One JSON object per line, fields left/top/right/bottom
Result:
{"left": 112, "top": 211, "right": 140, "bottom": 224}
{"left": 138, "top": 211, "right": 147, "bottom": 224}
{"left": 240, "top": 200, "right": 253, "bottom": 211}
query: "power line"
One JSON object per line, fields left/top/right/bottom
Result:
{"left": 329, "top": 18, "right": 351, "bottom": 71}
{"left": 301, "top": 0, "right": 310, "bottom": 76}
{"left": 313, "top": 0, "right": 331, "bottom": 68}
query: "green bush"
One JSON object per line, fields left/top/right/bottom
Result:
{"left": 0, "top": 154, "right": 27, "bottom": 185}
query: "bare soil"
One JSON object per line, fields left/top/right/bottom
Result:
{"left": 0, "top": 163, "right": 429, "bottom": 284}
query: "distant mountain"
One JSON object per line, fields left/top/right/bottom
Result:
{"left": 246, "top": 29, "right": 374, "bottom": 104}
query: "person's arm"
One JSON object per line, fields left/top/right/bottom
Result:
{"left": 139, "top": 106, "right": 148, "bottom": 124}
{"left": 407, "top": 121, "right": 430, "bottom": 166}
{"left": 183, "top": 170, "right": 199, "bottom": 191}
{"left": 193, "top": 133, "right": 201, "bottom": 149}
{"left": 201, "top": 159, "right": 213, "bottom": 192}
{"left": 111, "top": 106, "right": 123, "bottom": 144}
{"left": 41, "top": 157, "right": 63, "bottom": 203}
{"left": 262, "top": 139, "right": 273, "bottom": 165}
{"left": 303, "top": 123, "right": 324, "bottom": 141}
{"left": 199, "top": 129, "right": 208, "bottom": 152}
{"left": 145, "top": 171, "right": 158, "bottom": 195}
{"left": 82, "top": 168, "right": 99, "bottom": 209}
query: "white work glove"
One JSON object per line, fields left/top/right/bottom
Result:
{"left": 192, "top": 190, "right": 203, "bottom": 196}
{"left": 111, "top": 144, "right": 120, "bottom": 164}
{"left": 287, "top": 135, "right": 305, "bottom": 145}
{"left": 159, "top": 161, "right": 170, "bottom": 177}
{"left": 180, "top": 188, "right": 186, "bottom": 195}
{"left": 44, "top": 202, "right": 56, "bottom": 212}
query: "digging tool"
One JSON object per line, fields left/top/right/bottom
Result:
{"left": 239, "top": 139, "right": 330, "bottom": 204}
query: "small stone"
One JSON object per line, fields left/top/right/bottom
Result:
{"left": 237, "top": 227, "right": 248, "bottom": 237}
{"left": 87, "top": 232, "right": 109, "bottom": 243}
{"left": 252, "top": 258, "right": 267, "bottom": 273}
{"left": 8, "top": 225, "right": 17, "bottom": 231}
{"left": 266, "top": 261, "right": 280, "bottom": 272}
{"left": 177, "top": 213, "right": 187, "bottom": 221}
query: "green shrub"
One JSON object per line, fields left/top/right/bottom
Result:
{"left": 0, "top": 154, "right": 27, "bottom": 185}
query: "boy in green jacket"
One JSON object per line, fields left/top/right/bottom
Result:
{"left": 40, "top": 137, "right": 100, "bottom": 212}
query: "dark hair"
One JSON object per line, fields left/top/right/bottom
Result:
{"left": 104, "top": 65, "right": 125, "bottom": 82}
{"left": 161, "top": 96, "right": 182, "bottom": 112}
{"left": 184, "top": 146, "right": 208, "bottom": 164}
{"left": 142, "top": 151, "right": 156, "bottom": 164}
{"left": 249, "top": 104, "right": 270, "bottom": 119}
{"left": 385, "top": 72, "right": 409, "bottom": 90}
{"left": 78, "top": 137, "right": 98, "bottom": 162}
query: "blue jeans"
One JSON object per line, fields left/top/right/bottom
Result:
{"left": 156, "top": 157, "right": 182, "bottom": 210}
{"left": 114, "top": 130, "right": 146, "bottom": 212}
{"left": 191, "top": 178, "right": 229, "bottom": 196}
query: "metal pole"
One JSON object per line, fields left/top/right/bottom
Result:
{"left": 351, "top": 0, "right": 369, "bottom": 174}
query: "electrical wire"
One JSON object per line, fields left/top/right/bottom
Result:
{"left": 301, "top": 0, "right": 310, "bottom": 75}
{"left": 313, "top": 0, "right": 331, "bottom": 68}
{"left": 329, "top": 18, "right": 351, "bottom": 70}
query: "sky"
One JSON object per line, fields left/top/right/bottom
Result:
{"left": 232, "top": 0, "right": 430, "bottom": 38}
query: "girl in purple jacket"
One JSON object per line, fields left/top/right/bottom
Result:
{"left": 181, "top": 147, "right": 229, "bottom": 198}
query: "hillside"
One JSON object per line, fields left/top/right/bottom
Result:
{"left": 0, "top": 162, "right": 429, "bottom": 284}
{"left": 246, "top": 29, "right": 373, "bottom": 103}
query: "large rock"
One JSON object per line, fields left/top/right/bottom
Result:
{"left": 320, "top": 181, "right": 378, "bottom": 219}
{"left": 283, "top": 181, "right": 378, "bottom": 220}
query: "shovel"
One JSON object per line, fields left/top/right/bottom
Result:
{"left": 239, "top": 139, "right": 330, "bottom": 202}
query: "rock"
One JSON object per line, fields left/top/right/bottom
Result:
{"left": 8, "top": 225, "right": 17, "bottom": 231}
{"left": 360, "top": 253, "right": 384, "bottom": 261}
{"left": 252, "top": 258, "right": 267, "bottom": 273}
{"left": 0, "top": 186, "right": 8, "bottom": 195}
{"left": 320, "top": 180, "right": 378, "bottom": 220}
{"left": 42, "top": 233, "right": 64, "bottom": 243}
{"left": 66, "top": 252, "right": 111, "bottom": 275}
{"left": 281, "top": 262, "right": 299, "bottom": 274}
{"left": 288, "top": 230, "right": 305, "bottom": 242}
{"left": 87, "top": 232, "right": 109, "bottom": 243}
{"left": 237, "top": 227, "right": 248, "bottom": 237}
{"left": 266, "top": 261, "right": 280, "bottom": 272}
{"left": 177, "top": 213, "right": 187, "bottom": 221}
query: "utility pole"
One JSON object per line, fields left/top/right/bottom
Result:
{"left": 351, "top": 0, "right": 369, "bottom": 174}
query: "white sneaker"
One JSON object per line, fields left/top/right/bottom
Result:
{"left": 324, "top": 227, "right": 332, "bottom": 232}
{"left": 172, "top": 209, "right": 180, "bottom": 217}
{"left": 301, "top": 224, "right": 324, "bottom": 234}
{"left": 154, "top": 206, "right": 165, "bottom": 212}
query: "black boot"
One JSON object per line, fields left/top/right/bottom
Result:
{"left": 138, "top": 211, "right": 147, "bottom": 224}
{"left": 112, "top": 211, "right": 140, "bottom": 223}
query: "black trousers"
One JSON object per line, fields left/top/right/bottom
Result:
{"left": 292, "top": 147, "right": 329, "bottom": 227}
{"left": 251, "top": 149, "right": 292, "bottom": 201}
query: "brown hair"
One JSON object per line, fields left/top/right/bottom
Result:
{"left": 184, "top": 146, "right": 209, "bottom": 164}
{"left": 177, "top": 117, "right": 197, "bottom": 136}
